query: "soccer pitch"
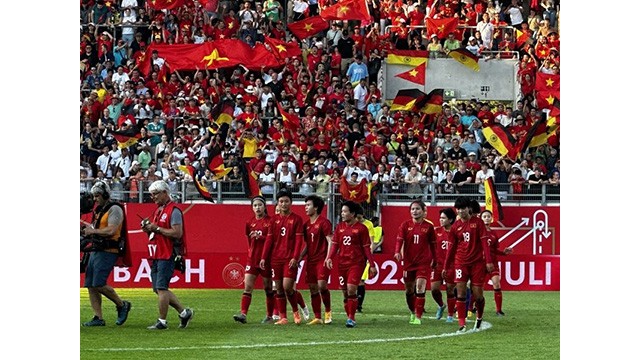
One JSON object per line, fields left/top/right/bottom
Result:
{"left": 80, "top": 289, "right": 559, "bottom": 359}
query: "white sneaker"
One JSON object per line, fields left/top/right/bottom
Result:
{"left": 301, "top": 306, "right": 310, "bottom": 321}
{"left": 272, "top": 314, "right": 281, "bottom": 321}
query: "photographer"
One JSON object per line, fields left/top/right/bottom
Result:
{"left": 81, "top": 181, "right": 131, "bottom": 327}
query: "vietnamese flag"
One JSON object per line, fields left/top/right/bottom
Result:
{"left": 207, "top": 153, "right": 232, "bottom": 180}
{"left": 339, "top": 177, "right": 369, "bottom": 203}
{"left": 535, "top": 72, "right": 560, "bottom": 92}
{"left": 179, "top": 165, "right": 214, "bottom": 203}
{"left": 536, "top": 90, "right": 560, "bottom": 110}
{"left": 146, "top": 0, "right": 185, "bottom": 10}
{"left": 320, "top": 0, "right": 372, "bottom": 21}
{"left": 394, "top": 61, "right": 426, "bottom": 85}
{"left": 287, "top": 15, "right": 330, "bottom": 40}
{"left": 263, "top": 36, "right": 302, "bottom": 63}
{"left": 515, "top": 29, "right": 531, "bottom": 49}
{"left": 276, "top": 102, "right": 301, "bottom": 131}
{"left": 482, "top": 124, "right": 517, "bottom": 159}
{"left": 426, "top": 18, "right": 458, "bottom": 39}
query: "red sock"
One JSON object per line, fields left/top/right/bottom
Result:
{"left": 447, "top": 295, "right": 456, "bottom": 316}
{"left": 415, "top": 293, "right": 426, "bottom": 319}
{"left": 405, "top": 292, "right": 416, "bottom": 313}
{"left": 343, "top": 298, "right": 349, "bottom": 317}
{"left": 431, "top": 289, "right": 444, "bottom": 307}
{"left": 286, "top": 291, "right": 299, "bottom": 312}
{"left": 265, "top": 291, "right": 274, "bottom": 317}
{"left": 456, "top": 298, "right": 466, "bottom": 327}
{"left": 476, "top": 296, "right": 485, "bottom": 319}
{"left": 240, "top": 292, "right": 252, "bottom": 315}
{"left": 320, "top": 289, "right": 331, "bottom": 312}
{"left": 276, "top": 294, "right": 287, "bottom": 319}
{"left": 494, "top": 289, "right": 503, "bottom": 313}
{"left": 311, "top": 292, "right": 322, "bottom": 319}
{"left": 296, "top": 290, "right": 307, "bottom": 309}
{"left": 347, "top": 295, "right": 358, "bottom": 320}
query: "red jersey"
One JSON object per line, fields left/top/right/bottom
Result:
{"left": 394, "top": 219, "right": 437, "bottom": 271}
{"left": 434, "top": 226, "right": 452, "bottom": 268}
{"left": 482, "top": 227, "right": 504, "bottom": 266}
{"left": 303, "top": 216, "right": 333, "bottom": 263}
{"left": 262, "top": 212, "right": 304, "bottom": 263}
{"left": 245, "top": 215, "right": 271, "bottom": 267}
{"left": 149, "top": 202, "right": 187, "bottom": 260}
{"left": 331, "top": 221, "right": 373, "bottom": 267}
{"left": 444, "top": 216, "right": 492, "bottom": 268}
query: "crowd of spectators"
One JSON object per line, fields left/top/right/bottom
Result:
{"left": 80, "top": 0, "right": 560, "bottom": 202}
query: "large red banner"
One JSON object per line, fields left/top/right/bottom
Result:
{"left": 81, "top": 204, "right": 560, "bottom": 290}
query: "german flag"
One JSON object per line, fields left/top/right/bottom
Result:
{"left": 208, "top": 153, "right": 232, "bottom": 179}
{"left": 449, "top": 48, "right": 480, "bottom": 72}
{"left": 178, "top": 164, "right": 214, "bottom": 203}
{"left": 386, "top": 50, "right": 428, "bottom": 66}
{"left": 211, "top": 99, "right": 235, "bottom": 126}
{"left": 528, "top": 116, "right": 560, "bottom": 148}
{"left": 484, "top": 177, "right": 504, "bottom": 221}
{"left": 390, "top": 88, "right": 427, "bottom": 111}
{"left": 394, "top": 61, "right": 426, "bottom": 85}
{"left": 276, "top": 102, "right": 301, "bottom": 131}
{"left": 287, "top": 15, "right": 329, "bottom": 40}
{"left": 418, "top": 88, "right": 444, "bottom": 114}
{"left": 112, "top": 131, "right": 141, "bottom": 149}
{"left": 482, "top": 124, "right": 517, "bottom": 158}
{"left": 240, "top": 162, "right": 262, "bottom": 198}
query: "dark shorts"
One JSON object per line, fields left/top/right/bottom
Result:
{"left": 150, "top": 259, "right": 175, "bottom": 291}
{"left": 84, "top": 251, "right": 118, "bottom": 288}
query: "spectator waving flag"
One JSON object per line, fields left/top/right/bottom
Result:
{"left": 320, "top": 0, "right": 372, "bottom": 21}
{"left": 263, "top": 36, "right": 302, "bottom": 63}
{"left": 276, "top": 102, "right": 301, "bottom": 131}
{"left": 146, "top": 0, "right": 185, "bottom": 10}
{"left": 179, "top": 164, "right": 214, "bottom": 203}
{"left": 449, "top": 48, "right": 480, "bottom": 72}
{"left": 394, "top": 62, "right": 426, "bottom": 85}
{"left": 426, "top": 18, "right": 458, "bottom": 39}
{"left": 339, "top": 177, "right": 369, "bottom": 203}
{"left": 386, "top": 50, "right": 428, "bottom": 66}
{"left": 482, "top": 124, "right": 517, "bottom": 159}
{"left": 207, "top": 153, "right": 232, "bottom": 180}
{"left": 536, "top": 90, "right": 560, "bottom": 110}
{"left": 211, "top": 99, "right": 235, "bottom": 126}
{"left": 535, "top": 72, "right": 560, "bottom": 92}
{"left": 390, "top": 89, "right": 427, "bottom": 111}
{"left": 418, "top": 88, "right": 445, "bottom": 114}
{"left": 515, "top": 29, "right": 531, "bottom": 49}
{"left": 113, "top": 130, "right": 141, "bottom": 149}
{"left": 240, "top": 162, "right": 262, "bottom": 198}
{"left": 287, "top": 16, "right": 330, "bottom": 40}
{"left": 484, "top": 177, "right": 504, "bottom": 221}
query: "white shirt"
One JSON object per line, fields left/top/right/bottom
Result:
{"left": 475, "top": 169, "right": 494, "bottom": 193}
{"left": 353, "top": 84, "right": 368, "bottom": 111}
{"left": 353, "top": 167, "right": 372, "bottom": 182}
{"left": 112, "top": 72, "right": 130, "bottom": 91}
{"left": 508, "top": 6, "right": 524, "bottom": 26}
{"left": 121, "top": 11, "right": 137, "bottom": 35}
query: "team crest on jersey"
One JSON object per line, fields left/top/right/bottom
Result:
{"left": 288, "top": 219, "right": 293, "bottom": 224}
{"left": 470, "top": 224, "right": 477, "bottom": 228}
{"left": 353, "top": 229, "right": 359, "bottom": 234}
{"left": 408, "top": 227, "right": 413, "bottom": 231}
{"left": 275, "top": 220, "right": 280, "bottom": 224}
{"left": 338, "top": 229, "right": 344, "bottom": 233}
{"left": 457, "top": 227, "right": 462, "bottom": 231}
{"left": 251, "top": 223, "right": 256, "bottom": 228}
{"left": 421, "top": 228, "right": 427, "bottom": 233}
{"left": 160, "top": 213, "right": 168, "bottom": 221}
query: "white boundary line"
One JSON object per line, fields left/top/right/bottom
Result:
{"left": 86, "top": 319, "right": 492, "bottom": 352}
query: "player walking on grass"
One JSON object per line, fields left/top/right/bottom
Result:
{"left": 393, "top": 201, "right": 437, "bottom": 325}
{"left": 260, "top": 190, "right": 305, "bottom": 325}
{"left": 234, "top": 196, "right": 275, "bottom": 324}
{"left": 430, "top": 208, "right": 457, "bottom": 323}
{"left": 443, "top": 197, "right": 494, "bottom": 333}
{"left": 325, "top": 201, "right": 378, "bottom": 328}
{"left": 356, "top": 213, "right": 376, "bottom": 313}
{"left": 480, "top": 210, "right": 513, "bottom": 316}
{"left": 142, "top": 180, "right": 194, "bottom": 330}
{"left": 300, "top": 195, "right": 334, "bottom": 325}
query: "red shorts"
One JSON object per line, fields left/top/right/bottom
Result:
{"left": 453, "top": 261, "right": 487, "bottom": 287}
{"left": 403, "top": 264, "right": 430, "bottom": 283}
{"left": 305, "top": 261, "right": 330, "bottom": 284}
{"left": 487, "top": 262, "right": 500, "bottom": 279}
{"left": 338, "top": 262, "right": 366, "bottom": 289}
{"left": 245, "top": 263, "right": 271, "bottom": 278}
{"left": 430, "top": 266, "right": 455, "bottom": 284}
{"left": 272, "top": 261, "right": 299, "bottom": 281}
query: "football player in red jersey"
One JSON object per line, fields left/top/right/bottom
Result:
{"left": 480, "top": 210, "right": 512, "bottom": 316}
{"left": 430, "top": 208, "right": 458, "bottom": 322}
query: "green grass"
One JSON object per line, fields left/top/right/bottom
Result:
{"left": 81, "top": 289, "right": 559, "bottom": 360}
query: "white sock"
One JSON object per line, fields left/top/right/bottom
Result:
{"left": 158, "top": 318, "right": 167, "bottom": 325}
{"left": 180, "top": 309, "right": 188, "bottom": 317}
